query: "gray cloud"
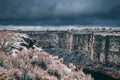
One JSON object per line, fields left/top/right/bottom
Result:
{"left": 0, "top": 0, "right": 120, "bottom": 20}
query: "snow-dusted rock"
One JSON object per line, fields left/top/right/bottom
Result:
{"left": 19, "top": 34, "right": 28, "bottom": 38}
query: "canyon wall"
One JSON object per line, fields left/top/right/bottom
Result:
{"left": 17, "top": 30, "right": 120, "bottom": 65}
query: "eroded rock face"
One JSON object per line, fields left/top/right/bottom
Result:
{"left": 93, "top": 34, "right": 120, "bottom": 64}
{"left": 17, "top": 29, "right": 120, "bottom": 65}
{"left": 0, "top": 30, "right": 93, "bottom": 80}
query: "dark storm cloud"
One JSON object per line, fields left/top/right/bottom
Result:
{"left": 0, "top": 0, "right": 120, "bottom": 20}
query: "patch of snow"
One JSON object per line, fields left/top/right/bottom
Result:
{"left": 12, "top": 42, "right": 28, "bottom": 51}
{"left": 33, "top": 45, "right": 42, "bottom": 52}
{"left": 33, "top": 55, "right": 38, "bottom": 59}
{"left": 53, "top": 56, "right": 58, "bottom": 60}
{"left": 64, "top": 67, "right": 72, "bottom": 74}
{"left": 4, "top": 42, "right": 9, "bottom": 47}
{"left": 12, "top": 42, "right": 21, "bottom": 47}
{"left": 68, "top": 63, "right": 76, "bottom": 71}
{"left": 19, "top": 34, "right": 28, "bottom": 38}
{"left": 11, "top": 49, "right": 18, "bottom": 57}
{"left": 1, "top": 39, "right": 4, "bottom": 45}
{"left": 22, "top": 46, "right": 28, "bottom": 51}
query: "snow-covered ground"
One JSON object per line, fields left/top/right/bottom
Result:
{"left": 0, "top": 25, "right": 120, "bottom": 31}
{"left": 0, "top": 31, "right": 43, "bottom": 57}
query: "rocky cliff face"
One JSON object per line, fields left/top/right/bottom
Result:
{"left": 0, "top": 30, "right": 93, "bottom": 80}
{"left": 17, "top": 29, "right": 120, "bottom": 65}
{"left": 93, "top": 33, "right": 120, "bottom": 64}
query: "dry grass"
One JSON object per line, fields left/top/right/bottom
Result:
{"left": 0, "top": 49, "right": 93, "bottom": 80}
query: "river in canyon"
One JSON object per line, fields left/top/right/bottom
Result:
{"left": 83, "top": 68, "right": 119, "bottom": 80}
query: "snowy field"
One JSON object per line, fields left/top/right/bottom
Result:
{"left": 0, "top": 25, "right": 120, "bottom": 31}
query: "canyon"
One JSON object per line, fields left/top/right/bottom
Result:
{"left": 17, "top": 29, "right": 120, "bottom": 65}
{"left": 0, "top": 30, "right": 93, "bottom": 80}
{"left": 15, "top": 28, "right": 120, "bottom": 80}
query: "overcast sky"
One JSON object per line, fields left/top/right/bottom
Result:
{"left": 0, "top": 0, "right": 120, "bottom": 26}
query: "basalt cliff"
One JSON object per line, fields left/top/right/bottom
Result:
{"left": 16, "top": 29, "right": 120, "bottom": 79}
{"left": 0, "top": 30, "right": 93, "bottom": 80}
{"left": 17, "top": 29, "right": 120, "bottom": 65}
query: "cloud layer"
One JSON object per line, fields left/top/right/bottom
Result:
{"left": 0, "top": 0, "right": 120, "bottom": 20}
